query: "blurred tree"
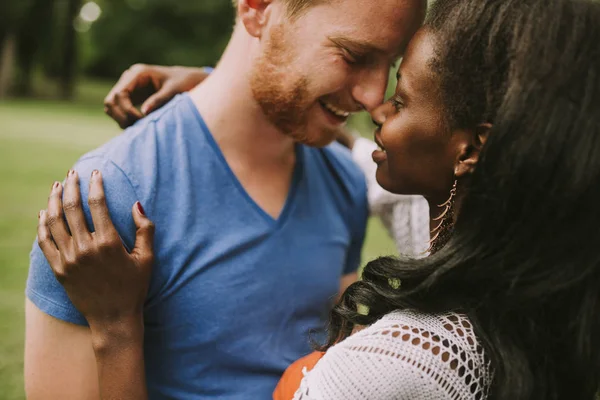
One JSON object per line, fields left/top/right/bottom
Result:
{"left": 59, "top": 0, "right": 82, "bottom": 99}
{"left": 2, "top": 0, "right": 238, "bottom": 97}
{"left": 0, "top": 0, "right": 33, "bottom": 97}
{"left": 14, "top": 0, "right": 56, "bottom": 96}
{"left": 1, "top": 0, "right": 81, "bottom": 98}
{"left": 85, "top": 0, "right": 235, "bottom": 78}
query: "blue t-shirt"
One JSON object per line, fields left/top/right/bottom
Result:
{"left": 26, "top": 94, "right": 368, "bottom": 399}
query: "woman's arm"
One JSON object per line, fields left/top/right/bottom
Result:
{"left": 37, "top": 170, "right": 155, "bottom": 400}
{"left": 91, "top": 317, "right": 148, "bottom": 400}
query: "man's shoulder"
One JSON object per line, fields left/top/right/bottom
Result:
{"left": 78, "top": 95, "right": 203, "bottom": 184}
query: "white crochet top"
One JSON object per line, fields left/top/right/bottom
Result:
{"left": 293, "top": 310, "right": 493, "bottom": 400}
{"left": 352, "top": 138, "right": 430, "bottom": 258}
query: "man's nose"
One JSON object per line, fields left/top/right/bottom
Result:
{"left": 351, "top": 66, "right": 389, "bottom": 113}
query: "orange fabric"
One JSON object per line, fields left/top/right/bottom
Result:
{"left": 272, "top": 351, "right": 325, "bottom": 400}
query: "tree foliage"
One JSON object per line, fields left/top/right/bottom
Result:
{"left": 0, "top": 0, "right": 236, "bottom": 98}
{"left": 85, "top": 0, "right": 235, "bottom": 78}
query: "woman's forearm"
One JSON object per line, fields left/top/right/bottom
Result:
{"left": 90, "top": 317, "right": 148, "bottom": 400}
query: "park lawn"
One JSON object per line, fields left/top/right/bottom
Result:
{"left": 0, "top": 98, "right": 396, "bottom": 399}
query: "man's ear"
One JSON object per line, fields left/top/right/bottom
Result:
{"left": 454, "top": 123, "right": 492, "bottom": 178}
{"left": 237, "top": 0, "right": 274, "bottom": 38}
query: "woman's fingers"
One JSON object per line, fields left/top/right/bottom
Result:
{"left": 37, "top": 210, "right": 61, "bottom": 267}
{"left": 88, "top": 170, "right": 119, "bottom": 239}
{"left": 131, "top": 202, "right": 155, "bottom": 267}
{"left": 106, "top": 93, "right": 130, "bottom": 129}
{"left": 140, "top": 85, "right": 175, "bottom": 116}
{"left": 116, "top": 90, "right": 144, "bottom": 120}
{"left": 114, "top": 91, "right": 143, "bottom": 128}
{"left": 63, "top": 170, "right": 92, "bottom": 245}
{"left": 46, "top": 181, "right": 72, "bottom": 250}
{"left": 104, "top": 64, "right": 156, "bottom": 128}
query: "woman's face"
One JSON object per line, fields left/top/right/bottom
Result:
{"left": 371, "top": 28, "right": 466, "bottom": 204}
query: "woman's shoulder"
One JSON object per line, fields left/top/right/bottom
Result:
{"left": 295, "top": 310, "right": 493, "bottom": 400}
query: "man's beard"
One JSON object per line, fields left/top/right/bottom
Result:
{"left": 249, "top": 25, "right": 337, "bottom": 147}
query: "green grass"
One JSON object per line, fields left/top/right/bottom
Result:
{"left": 0, "top": 89, "right": 395, "bottom": 399}
{"left": 0, "top": 97, "right": 120, "bottom": 399}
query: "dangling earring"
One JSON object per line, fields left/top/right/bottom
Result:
{"left": 428, "top": 179, "right": 457, "bottom": 254}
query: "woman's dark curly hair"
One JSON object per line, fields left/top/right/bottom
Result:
{"left": 322, "top": 0, "right": 600, "bottom": 398}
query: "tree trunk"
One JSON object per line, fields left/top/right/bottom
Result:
{"left": 0, "top": 35, "right": 16, "bottom": 99}
{"left": 15, "top": 0, "right": 56, "bottom": 97}
{"left": 59, "top": 0, "right": 81, "bottom": 100}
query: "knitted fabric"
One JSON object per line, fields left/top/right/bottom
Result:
{"left": 293, "top": 310, "right": 492, "bottom": 400}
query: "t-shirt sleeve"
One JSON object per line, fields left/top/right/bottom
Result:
{"left": 343, "top": 176, "right": 368, "bottom": 276}
{"left": 26, "top": 156, "right": 139, "bottom": 325}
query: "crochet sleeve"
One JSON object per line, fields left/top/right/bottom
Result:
{"left": 293, "top": 311, "right": 492, "bottom": 400}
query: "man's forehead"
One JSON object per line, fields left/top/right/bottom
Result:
{"left": 315, "top": 0, "right": 426, "bottom": 54}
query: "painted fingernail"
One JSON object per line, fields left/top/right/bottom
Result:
{"left": 67, "top": 169, "right": 74, "bottom": 178}
{"left": 53, "top": 181, "right": 60, "bottom": 190}
{"left": 136, "top": 202, "right": 146, "bottom": 216}
{"left": 91, "top": 170, "right": 99, "bottom": 177}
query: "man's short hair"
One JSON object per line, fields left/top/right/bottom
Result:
{"left": 231, "top": 0, "right": 327, "bottom": 18}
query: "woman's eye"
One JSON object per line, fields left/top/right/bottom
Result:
{"left": 390, "top": 95, "right": 404, "bottom": 110}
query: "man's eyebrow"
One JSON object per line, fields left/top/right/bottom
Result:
{"left": 328, "top": 35, "right": 385, "bottom": 54}
{"left": 329, "top": 35, "right": 405, "bottom": 63}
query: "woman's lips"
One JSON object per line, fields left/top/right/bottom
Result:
{"left": 372, "top": 148, "right": 387, "bottom": 164}
{"left": 372, "top": 132, "right": 387, "bottom": 164}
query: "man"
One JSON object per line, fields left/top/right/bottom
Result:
{"left": 25, "top": 0, "right": 426, "bottom": 399}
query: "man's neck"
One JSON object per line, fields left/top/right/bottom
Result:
{"left": 188, "top": 27, "right": 296, "bottom": 166}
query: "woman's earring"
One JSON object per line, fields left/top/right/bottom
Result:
{"left": 428, "top": 179, "right": 457, "bottom": 254}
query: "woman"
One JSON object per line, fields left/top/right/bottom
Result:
{"left": 37, "top": 0, "right": 600, "bottom": 398}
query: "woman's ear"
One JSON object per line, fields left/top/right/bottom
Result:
{"left": 454, "top": 123, "right": 492, "bottom": 178}
{"left": 237, "top": 0, "right": 274, "bottom": 38}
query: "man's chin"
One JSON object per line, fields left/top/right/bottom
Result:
{"left": 287, "top": 126, "right": 337, "bottom": 148}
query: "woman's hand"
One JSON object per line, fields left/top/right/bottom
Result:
{"left": 104, "top": 64, "right": 211, "bottom": 128}
{"left": 37, "top": 169, "right": 155, "bottom": 337}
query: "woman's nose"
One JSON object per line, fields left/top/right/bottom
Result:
{"left": 370, "top": 101, "right": 390, "bottom": 129}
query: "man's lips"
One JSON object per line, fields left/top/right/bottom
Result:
{"left": 318, "top": 100, "right": 352, "bottom": 118}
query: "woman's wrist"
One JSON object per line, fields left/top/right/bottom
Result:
{"left": 89, "top": 315, "right": 149, "bottom": 400}
{"left": 90, "top": 314, "right": 145, "bottom": 356}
